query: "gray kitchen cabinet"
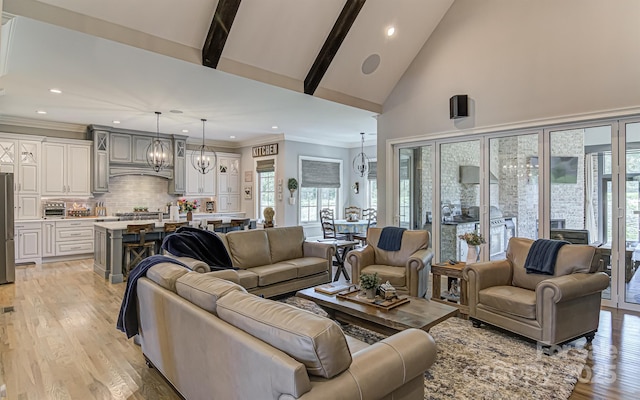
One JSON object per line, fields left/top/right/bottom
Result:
{"left": 92, "top": 130, "right": 109, "bottom": 193}
{"left": 133, "top": 136, "right": 173, "bottom": 165}
{"left": 110, "top": 133, "right": 132, "bottom": 163}
{"left": 169, "top": 138, "right": 186, "bottom": 194}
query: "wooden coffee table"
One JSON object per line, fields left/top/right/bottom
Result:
{"left": 296, "top": 287, "right": 459, "bottom": 336}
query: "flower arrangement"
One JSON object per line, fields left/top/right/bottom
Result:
{"left": 458, "top": 232, "right": 486, "bottom": 246}
{"left": 178, "top": 198, "right": 199, "bottom": 212}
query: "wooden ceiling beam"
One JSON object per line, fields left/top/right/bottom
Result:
{"left": 202, "top": 0, "right": 242, "bottom": 68}
{"left": 304, "top": 0, "right": 366, "bottom": 95}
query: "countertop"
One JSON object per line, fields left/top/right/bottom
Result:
{"left": 16, "top": 216, "right": 119, "bottom": 223}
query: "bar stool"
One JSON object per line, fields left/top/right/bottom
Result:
{"left": 163, "top": 221, "right": 188, "bottom": 233}
{"left": 227, "top": 218, "right": 250, "bottom": 232}
{"left": 123, "top": 223, "right": 156, "bottom": 278}
{"left": 206, "top": 219, "right": 225, "bottom": 233}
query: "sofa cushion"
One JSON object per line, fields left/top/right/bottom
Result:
{"left": 509, "top": 238, "right": 596, "bottom": 291}
{"left": 216, "top": 291, "right": 352, "bottom": 378}
{"left": 147, "top": 263, "right": 189, "bottom": 292}
{"left": 284, "top": 257, "right": 329, "bottom": 278}
{"left": 236, "top": 269, "right": 259, "bottom": 289}
{"left": 250, "top": 263, "right": 298, "bottom": 286}
{"left": 266, "top": 226, "right": 305, "bottom": 263}
{"left": 478, "top": 285, "right": 536, "bottom": 320}
{"left": 361, "top": 264, "right": 406, "bottom": 288}
{"left": 368, "top": 228, "right": 428, "bottom": 266}
{"left": 226, "top": 230, "right": 272, "bottom": 268}
{"left": 175, "top": 272, "right": 246, "bottom": 314}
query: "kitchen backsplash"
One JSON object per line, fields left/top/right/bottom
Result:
{"left": 93, "top": 175, "right": 179, "bottom": 214}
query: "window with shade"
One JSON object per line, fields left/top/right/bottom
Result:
{"left": 367, "top": 161, "right": 377, "bottom": 209}
{"left": 256, "top": 159, "right": 275, "bottom": 221}
{"left": 299, "top": 157, "right": 342, "bottom": 223}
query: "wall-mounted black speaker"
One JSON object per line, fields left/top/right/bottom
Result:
{"left": 449, "top": 95, "right": 468, "bottom": 119}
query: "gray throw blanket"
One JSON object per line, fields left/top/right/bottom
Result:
{"left": 378, "top": 227, "right": 406, "bottom": 251}
{"left": 161, "top": 226, "right": 233, "bottom": 269}
{"left": 524, "top": 239, "right": 569, "bottom": 275}
{"left": 116, "top": 255, "right": 190, "bottom": 338}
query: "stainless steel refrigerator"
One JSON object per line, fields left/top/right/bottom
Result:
{"left": 0, "top": 173, "right": 15, "bottom": 284}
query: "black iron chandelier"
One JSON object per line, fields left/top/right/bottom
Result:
{"left": 352, "top": 132, "right": 370, "bottom": 177}
{"left": 146, "top": 111, "right": 169, "bottom": 173}
{"left": 190, "top": 118, "right": 217, "bottom": 174}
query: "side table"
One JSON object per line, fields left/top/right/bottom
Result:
{"left": 431, "top": 262, "right": 469, "bottom": 317}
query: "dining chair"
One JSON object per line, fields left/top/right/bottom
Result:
{"left": 320, "top": 208, "right": 347, "bottom": 240}
{"left": 227, "top": 218, "right": 250, "bottom": 232}
{"left": 123, "top": 223, "right": 156, "bottom": 278}
{"left": 353, "top": 208, "right": 377, "bottom": 246}
{"left": 163, "top": 221, "right": 188, "bottom": 233}
{"left": 206, "top": 219, "right": 225, "bottom": 233}
{"left": 344, "top": 205, "right": 362, "bottom": 220}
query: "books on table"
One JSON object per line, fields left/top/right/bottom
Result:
{"left": 314, "top": 283, "right": 356, "bottom": 295}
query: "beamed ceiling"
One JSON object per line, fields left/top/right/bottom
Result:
{"left": 0, "top": 0, "right": 454, "bottom": 146}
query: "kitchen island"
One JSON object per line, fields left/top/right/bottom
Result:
{"left": 93, "top": 216, "right": 255, "bottom": 283}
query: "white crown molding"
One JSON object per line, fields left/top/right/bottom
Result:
{"left": 0, "top": 115, "right": 87, "bottom": 133}
{"left": 2, "top": 12, "right": 16, "bottom": 25}
{"left": 283, "top": 133, "right": 374, "bottom": 149}
{"left": 237, "top": 133, "right": 284, "bottom": 148}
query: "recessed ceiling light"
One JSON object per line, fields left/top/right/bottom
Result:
{"left": 170, "top": 110, "right": 183, "bottom": 114}
{"left": 112, "top": 120, "right": 121, "bottom": 124}
{"left": 36, "top": 110, "right": 47, "bottom": 114}
{"left": 49, "top": 88, "right": 62, "bottom": 94}
{"left": 181, "top": 129, "right": 189, "bottom": 133}
{"left": 386, "top": 26, "right": 395, "bottom": 37}
{"left": 229, "top": 135, "right": 236, "bottom": 139}
{"left": 271, "top": 125, "right": 278, "bottom": 130}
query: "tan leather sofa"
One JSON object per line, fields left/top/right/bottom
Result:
{"left": 137, "top": 263, "right": 438, "bottom": 400}
{"left": 166, "top": 226, "right": 335, "bottom": 298}
{"left": 347, "top": 228, "right": 434, "bottom": 298}
{"left": 463, "top": 237, "right": 610, "bottom": 352}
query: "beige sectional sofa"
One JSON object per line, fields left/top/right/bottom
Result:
{"left": 137, "top": 263, "right": 438, "bottom": 400}
{"left": 165, "top": 226, "right": 335, "bottom": 297}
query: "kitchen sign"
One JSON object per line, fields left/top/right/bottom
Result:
{"left": 252, "top": 143, "right": 278, "bottom": 157}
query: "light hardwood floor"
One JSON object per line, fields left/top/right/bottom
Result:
{"left": 1, "top": 259, "right": 638, "bottom": 399}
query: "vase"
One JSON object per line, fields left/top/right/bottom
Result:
{"left": 365, "top": 287, "right": 376, "bottom": 299}
{"left": 466, "top": 245, "right": 480, "bottom": 263}
{"left": 187, "top": 211, "right": 193, "bottom": 221}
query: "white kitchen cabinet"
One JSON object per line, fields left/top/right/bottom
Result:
{"left": 42, "top": 140, "right": 91, "bottom": 197}
{"left": 0, "top": 138, "right": 42, "bottom": 220}
{"left": 42, "top": 221, "right": 56, "bottom": 258}
{"left": 186, "top": 150, "right": 216, "bottom": 196}
{"left": 15, "top": 222, "right": 41, "bottom": 264}
{"left": 217, "top": 154, "right": 240, "bottom": 211}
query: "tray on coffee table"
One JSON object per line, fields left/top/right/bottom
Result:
{"left": 336, "top": 290, "right": 409, "bottom": 310}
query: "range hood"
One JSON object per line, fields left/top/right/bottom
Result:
{"left": 459, "top": 165, "right": 498, "bottom": 184}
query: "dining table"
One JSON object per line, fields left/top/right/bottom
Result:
{"left": 333, "top": 219, "right": 369, "bottom": 241}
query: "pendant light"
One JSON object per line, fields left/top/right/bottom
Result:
{"left": 352, "top": 132, "right": 371, "bottom": 177}
{"left": 146, "top": 111, "right": 169, "bottom": 172}
{"left": 190, "top": 118, "right": 217, "bottom": 174}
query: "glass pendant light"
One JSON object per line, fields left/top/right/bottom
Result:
{"left": 190, "top": 118, "right": 217, "bottom": 174}
{"left": 146, "top": 111, "right": 169, "bottom": 172}
{"left": 352, "top": 132, "right": 371, "bottom": 177}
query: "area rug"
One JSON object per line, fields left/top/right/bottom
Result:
{"left": 281, "top": 297, "right": 588, "bottom": 400}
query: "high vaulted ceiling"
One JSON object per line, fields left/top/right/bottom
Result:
{"left": 0, "top": 0, "right": 454, "bottom": 146}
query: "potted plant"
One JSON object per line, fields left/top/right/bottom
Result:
{"left": 458, "top": 231, "right": 486, "bottom": 263}
{"left": 287, "top": 178, "right": 298, "bottom": 205}
{"left": 359, "top": 272, "right": 379, "bottom": 299}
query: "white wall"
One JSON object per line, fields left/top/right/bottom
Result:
{"left": 377, "top": 0, "right": 640, "bottom": 224}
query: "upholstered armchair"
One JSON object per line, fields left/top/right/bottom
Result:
{"left": 463, "top": 237, "right": 610, "bottom": 353}
{"left": 347, "top": 228, "right": 433, "bottom": 298}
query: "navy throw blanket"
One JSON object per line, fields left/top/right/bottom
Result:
{"left": 378, "top": 227, "right": 406, "bottom": 251}
{"left": 161, "top": 226, "right": 233, "bottom": 270}
{"left": 116, "top": 255, "right": 190, "bottom": 338}
{"left": 524, "top": 239, "right": 569, "bottom": 275}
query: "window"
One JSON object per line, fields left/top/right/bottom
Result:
{"left": 256, "top": 159, "right": 275, "bottom": 220}
{"left": 299, "top": 157, "right": 342, "bottom": 223}
{"left": 367, "top": 161, "right": 377, "bottom": 209}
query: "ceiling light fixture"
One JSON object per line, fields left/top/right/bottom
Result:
{"left": 229, "top": 135, "right": 236, "bottom": 139}
{"left": 271, "top": 125, "right": 278, "bottom": 130}
{"left": 386, "top": 26, "right": 395, "bottom": 37}
{"left": 49, "top": 88, "right": 62, "bottom": 94}
{"left": 191, "top": 118, "right": 217, "bottom": 175}
{"left": 182, "top": 129, "right": 189, "bottom": 133}
{"left": 112, "top": 120, "right": 121, "bottom": 124}
{"left": 36, "top": 110, "right": 47, "bottom": 114}
{"left": 352, "top": 132, "right": 370, "bottom": 177}
{"left": 146, "top": 111, "right": 169, "bottom": 173}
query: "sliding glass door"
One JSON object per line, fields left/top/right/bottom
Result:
{"left": 623, "top": 121, "right": 640, "bottom": 308}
